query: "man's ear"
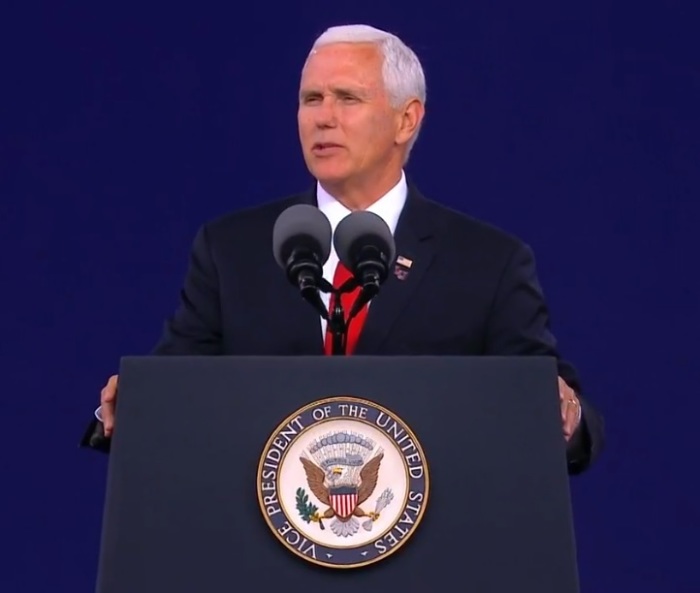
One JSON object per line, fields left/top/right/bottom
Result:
{"left": 395, "top": 99, "right": 425, "bottom": 147}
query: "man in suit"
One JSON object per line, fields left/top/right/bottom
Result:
{"left": 83, "top": 24, "right": 604, "bottom": 475}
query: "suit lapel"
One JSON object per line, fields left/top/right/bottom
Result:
{"left": 354, "top": 185, "right": 437, "bottom": 354}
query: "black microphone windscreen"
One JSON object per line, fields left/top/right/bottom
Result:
{"left": 333, "top": 211, "right": 396, "bottom": 271}
{"left": 272, "top": 204, "right": 332, "bottom": 268}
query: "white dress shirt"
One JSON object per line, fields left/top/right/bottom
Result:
{"left": 316, "top": 170, "right": 408, "bottom": 337}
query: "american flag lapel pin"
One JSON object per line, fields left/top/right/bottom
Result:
{"left": 394, "top": 255, "right": 413, "bottom": 280}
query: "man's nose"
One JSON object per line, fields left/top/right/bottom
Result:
{"left": 314, "top": 97, "right": 338, "bottom": 128}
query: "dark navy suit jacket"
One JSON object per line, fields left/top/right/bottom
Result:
{"left": 83, "top": 182, "right": 604, "bottom": 474}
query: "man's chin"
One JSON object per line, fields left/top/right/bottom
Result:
{"left": 308, "top": 163, "right": 352, "bottom": 186}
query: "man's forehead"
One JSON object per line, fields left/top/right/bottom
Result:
{"left": 299, "top": 79, "right": 374, "bottom": 94}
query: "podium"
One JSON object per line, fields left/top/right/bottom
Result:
{"left": 94, "top": 355, "right": 580, "bottom": 592}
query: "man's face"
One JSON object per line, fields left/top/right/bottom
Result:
{"left": 297, "top": 42, "right": 403, "bottom": 190}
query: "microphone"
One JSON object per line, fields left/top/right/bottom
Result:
{"left": 272, "top": 204, "right": 332, "bottom": 318}
{"left": 333, "top": 210, "right": 396, "bottom": 319}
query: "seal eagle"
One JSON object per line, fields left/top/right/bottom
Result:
{"left": 299, "top": 451, "right": 384, "bottom": 537}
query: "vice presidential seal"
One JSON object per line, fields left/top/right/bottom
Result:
{"left": 256, "top": 396, "right": 429, "bottom": 568}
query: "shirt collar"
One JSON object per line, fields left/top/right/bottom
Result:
{"left": 315, "top": 170, "right": 407, "bottom": 234}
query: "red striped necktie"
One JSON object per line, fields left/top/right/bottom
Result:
{"left": 323, "top": 262, "right": 369, "bottom": 355}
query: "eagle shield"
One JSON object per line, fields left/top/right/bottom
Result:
{"left": 329, "top": 487, "right": 359, "bottom": 519}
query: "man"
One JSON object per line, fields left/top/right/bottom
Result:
{"left": 82, "top": 24, "right": 604, "bottom": 475}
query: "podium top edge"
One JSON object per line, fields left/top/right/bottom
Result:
{"left": 118, "top": 355, "right": 558, "bottom": 364}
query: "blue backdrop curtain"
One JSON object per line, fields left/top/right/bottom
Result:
{"left": 2, "top": 2, "right": 697, "bottom": 591}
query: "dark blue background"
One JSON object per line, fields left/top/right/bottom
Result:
{"left": 3, "top": 2, "right": 697, "bottom": 591}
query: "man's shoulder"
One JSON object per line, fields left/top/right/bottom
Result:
{"left": 416, "top": 192, "right": 526, "bottom": 256}
{"left": 204, "top": 192, "right": 309, "bottom": 236}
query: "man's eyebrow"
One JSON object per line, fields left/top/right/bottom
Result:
{"left": 299, "top": 88, "right": 321, "bottom": 99}
{"left": 299, "top": 86, "right": 369, "bottom": 100}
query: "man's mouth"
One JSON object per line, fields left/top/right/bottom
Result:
{"left": 312, "top": 142, "right": 343, "bottom": 152}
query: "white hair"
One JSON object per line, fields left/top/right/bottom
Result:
{"left": 306, "top": 24, "right": 427, "bottom": 157}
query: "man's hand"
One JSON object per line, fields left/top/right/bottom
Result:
{"left": 559, "top": 376, "right": 581, "bottom": 441}
{"left": 100, "top": 374, "right": 119, "bottom": 437}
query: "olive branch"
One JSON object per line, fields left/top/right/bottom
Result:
{"left": 295, "top": 487, "right": 325, "bottom": 530}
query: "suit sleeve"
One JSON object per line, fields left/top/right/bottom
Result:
{"left": 151, "top": 224, "right": 224, "bottom": 355}
{"left": 79, "top": 224, "right": 225, "bottom": 453}
{"left": 484, "top": 241, "right": 605, "bottom": 475}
